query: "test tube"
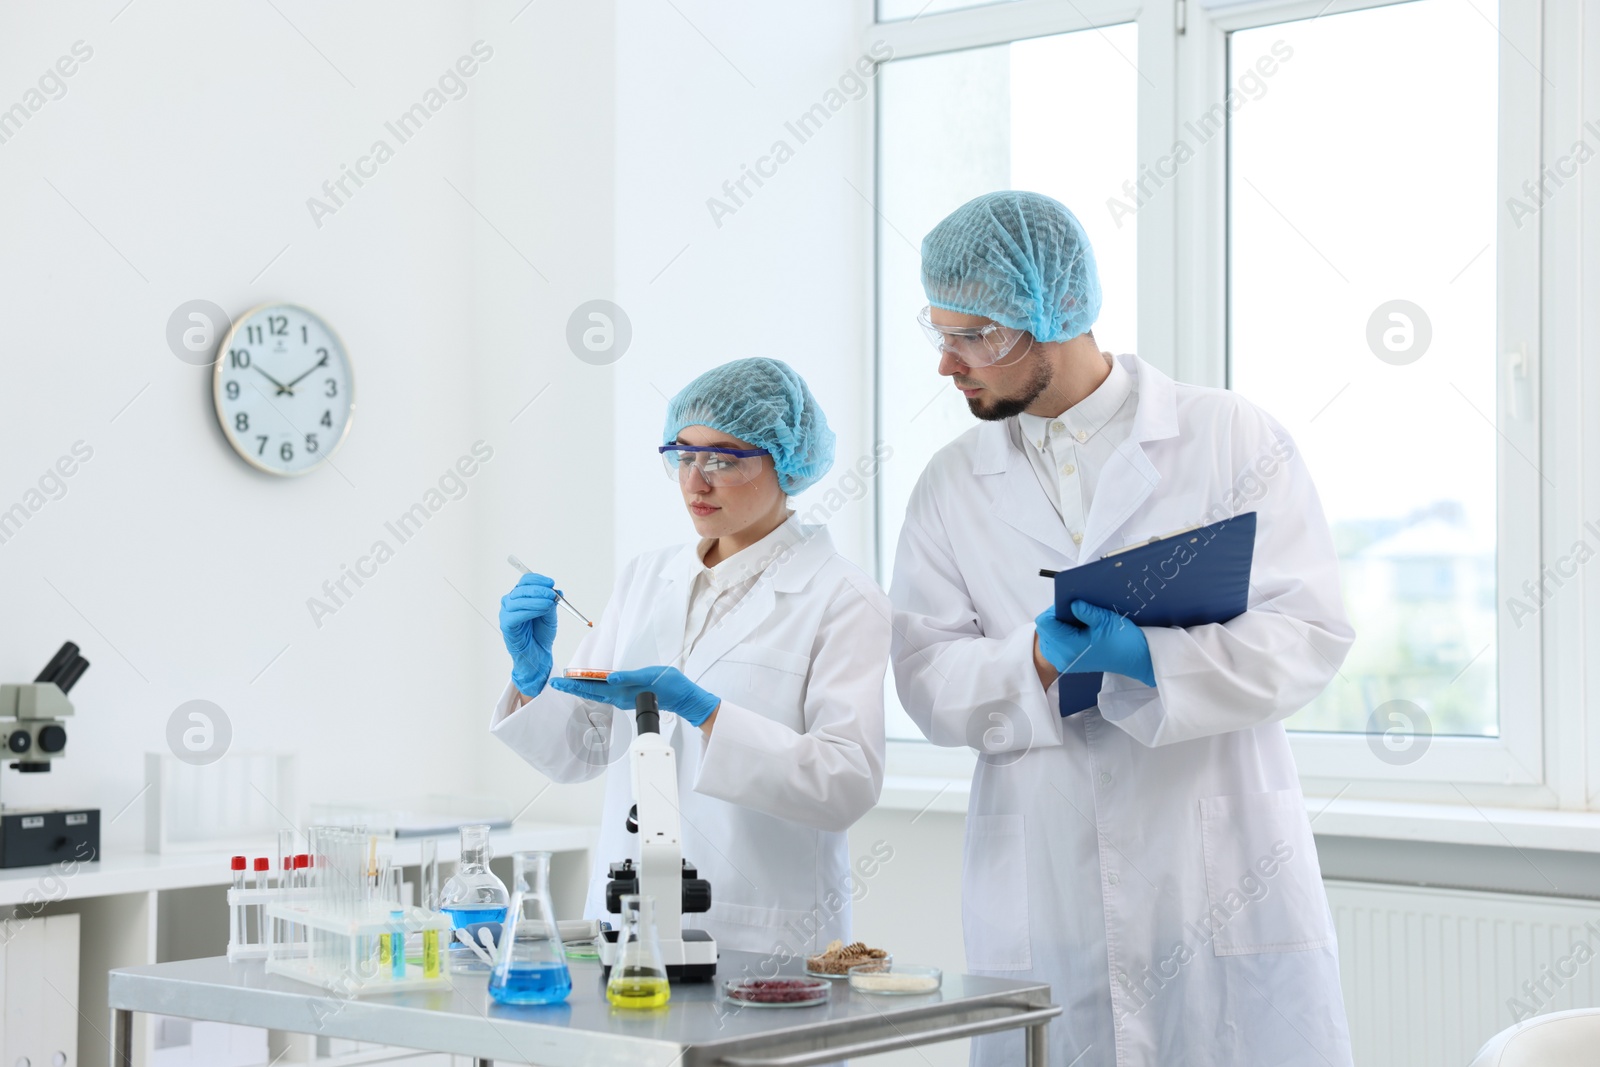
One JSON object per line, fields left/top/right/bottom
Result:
{"left": 277, "top": 830, "right": 295, "bottom": 885}
{"left": 230, "top": 856, "right": 246, "bottom": 950}
{"left": 275, "top": 828, "right": 294, "bottom": 945}
{"left": 389, "top": 867, "right": 406, "bottom": 979}
{"left": 420, "top": 838, "right": 439, "bottom": 913}
{"left": 252, "top": 858, "right": 269, "bottom": 946}
{"left": 294, "top": 854, "right": 310, "bottom": 951}
{"left": 367, "top": 836, "right": 380, "bottom": 912}
{"left": 418, "top": 840, "right": 441, "bottom": 977}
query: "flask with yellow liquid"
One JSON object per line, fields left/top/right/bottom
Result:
{"left": 606, "top": 894, "right": 670, "bottom": 1009}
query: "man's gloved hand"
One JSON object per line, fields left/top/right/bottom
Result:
{"left": 550, "top": 666, "right": 722, "bottom": 726}
{"left": 499, "top": 572, "right": 559, "bottom": 697}
{"left": 1034, "top": 600, "right": 1156, "bottom": 687}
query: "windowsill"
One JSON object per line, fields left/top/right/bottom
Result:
{"left": 876, "top": 775, "right": 1600, "bottom": 854}
{"left": 876, "top": 775, "right": 973, "bottom": 817}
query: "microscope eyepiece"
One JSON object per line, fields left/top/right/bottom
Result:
{"left": 635, "top": 691, "right": 660, "bottom": 735}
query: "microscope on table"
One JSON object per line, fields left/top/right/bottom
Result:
{"left": 597, "top": 692, "right": 719, "bottom": 981}
{"left": 0, "top": 641, "right": 99, "bottom": 868}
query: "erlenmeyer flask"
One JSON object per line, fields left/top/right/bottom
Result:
{"left": 488, "top": 851, "right": 572, "bottom": 1005}
{"left": 439, "top": 824, "right": 510, "bottom": 974}
{"left": 606, "top": 894, "right": 670, "bottom": 1008}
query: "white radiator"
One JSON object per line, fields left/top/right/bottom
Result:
{"left": 1325, "top": 879, "right": 1600, "bottom": 1066}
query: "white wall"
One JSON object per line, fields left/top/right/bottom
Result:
{"left": 611, "top": 0, "right": 880, "bottom": 574}
{"left": 0, "top": 0, "right": 617, "bottom": 844}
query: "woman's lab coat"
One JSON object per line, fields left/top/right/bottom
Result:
{"left": 890, "top": 355, "right": 1356, "bottom": 1067}
{"left": 491, "top": 524, "right": 889, "bottom": 957}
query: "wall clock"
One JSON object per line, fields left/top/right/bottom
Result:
{"left": 212, "top": 303, "right": 354, "bottom": 476}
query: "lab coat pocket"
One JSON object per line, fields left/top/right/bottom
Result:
{"left": 715, "top": 645, "right": 809, "bottom": 726}
{"left": 961, "top": 814, "right": 1031, "bottom": 970}
{"left": 1199, "top": 788, "right": 1334, "bottom": 956}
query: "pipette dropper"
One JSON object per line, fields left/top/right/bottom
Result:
{"left": 507, "top": 554, "right": 593, "bottom": 627}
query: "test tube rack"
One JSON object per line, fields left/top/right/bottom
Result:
{"left": 226, "top": 884, "right": 295, "bottom": 962}
{"left": 264, "top": 899, "right": 452, "bottom": 995}
{"left": 227, "top": 827, "right": 456, "bottom": 996}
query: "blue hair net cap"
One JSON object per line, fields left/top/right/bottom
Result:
{"left": 662, "top": 357, "right": 836, "bottom": 495}
{"left": 920, "top": 190, "right": 1102, "bottom": 343}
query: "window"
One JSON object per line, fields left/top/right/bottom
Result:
{"left": 872, "top": 0, "right": 1554, "bottom": 794}
{"left": 875, "top": 21, "right": 1139, "bottom": 739}
{"left": 1228, "top": 1, "right": 1501, "bottom": 739}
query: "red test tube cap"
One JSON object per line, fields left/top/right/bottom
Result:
{"left": 231, "top": 856, "right": 247, "bottom": 870}
{"left": 253, "top": 857, "right": 270, "bottom": 871}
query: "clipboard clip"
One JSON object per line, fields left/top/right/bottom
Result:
{"left": 1039, "top": 522, "right": 1214, "bottom": 579}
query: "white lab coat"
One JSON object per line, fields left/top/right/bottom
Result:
{"left": 491, "top": 523, "right": 889, "bottom": 958}
{"left": 891, "top": 355, "right": 1355, "bottom": 1067}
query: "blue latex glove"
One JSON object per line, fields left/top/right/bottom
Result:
{"left": 549, "top": 666, "right": 722, "bottom": 726}
{"left": 1034, "top": 600, "right": 1156, "bottom": 687}
{"left": 499, "top": 572, "right": 559, "bottom": 697}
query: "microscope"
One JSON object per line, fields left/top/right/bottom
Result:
{"left": 0, "top": 641, "right": 100, "bottom": 868}
{"left": 597, "top": 692, "right": 718, "bottom": 981}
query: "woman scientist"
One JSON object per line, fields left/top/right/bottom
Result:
{"left": 490, "top": 357, "right": 889, "bottom": 956}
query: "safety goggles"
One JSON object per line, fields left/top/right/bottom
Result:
{"left": 916, "top": 306, "right": 1029, "bottom": 367}
{"left": 659, "top": 444, "right": 771, "bottom": 487}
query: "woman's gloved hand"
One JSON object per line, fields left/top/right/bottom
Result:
{"left": 499, "top": 572, "right": 559, "bottom": 697}
{"left": 1034, "top": 600, "right": 1156, "bottom": 687}
{"left": 550, "top": 666, "right": 721, "bottom": 726}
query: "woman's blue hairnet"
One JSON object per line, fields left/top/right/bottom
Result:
{"left": 920, "top": 191, "right": 1102, "bottom": 343}
{"left": 662, "top": 357, "right": 835, "bottom": 496}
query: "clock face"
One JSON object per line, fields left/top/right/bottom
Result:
{"left": 212, "top": 304, "right": 354, "bottom": 476}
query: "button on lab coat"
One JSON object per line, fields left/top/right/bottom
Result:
{"left": 491, "top": 524, "right": 889, "bottom": 956}
{"left": 891, "top": 355, "right": 1356, "bottom": 1067}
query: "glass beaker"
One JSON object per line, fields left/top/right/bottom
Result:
{"left": 487, "top": 851, "right": 572, "bottom": 1005}
{"left": 606, "top": 894, "right": 670, "bottom": 1009}
{"left": 438, "top": 824, "right": 510, "bottom": 974}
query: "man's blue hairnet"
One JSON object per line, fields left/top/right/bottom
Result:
{"left": 663, "top": 357, "right": 835, "bottom": 496}
{"left": 920, "top": 190, "right": 1102, "bottom": 343}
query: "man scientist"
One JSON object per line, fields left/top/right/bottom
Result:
{"left": 890, "top": 190, "right": 1355, "bottom": 1066}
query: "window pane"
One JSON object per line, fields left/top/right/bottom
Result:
{"left": 1228, "top": 1, "right": 1499, "bottom": 737}
{"left": 878, "top": 25, "right": 1138, "bottom": 739}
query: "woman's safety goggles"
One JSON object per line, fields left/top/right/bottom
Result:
{"left": 916, "top": 306, "right": 1029, "bottom": 367}
{"left": 659, "top": 444, "right": 771, "bottom": 487}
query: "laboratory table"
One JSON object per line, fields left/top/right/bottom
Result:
{"left": 109, "top": 951, "right": 1058, "bottom": 1067}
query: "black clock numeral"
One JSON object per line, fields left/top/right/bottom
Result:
{"left": 305, "top": 433, "right": 319, "bottom": 453}
{"left": 325, "top": 378, "right": 338, "bottom": 398}
{"left": 256, "top": 435, "right": 269, "bottom": 456}
{"left": 235, "top": 412, "right": 249, "bottom": 432}
{"left": 225, "top": 381, "right": 240, "bottom": 400}
{"left": 301, "top": 324, "right": 308, "bottom": 344}
{"left": 280, "top": 441, "right": 294, "bottom": 463}
{"left": 320, "top": 409, "right": 333, "bottom": 428}
{"left": 269, "top": 315, "right": 288, "bottom": 336}
{"left": 246, "top": 325, "right": 262, "bottom": 344}
{"left": 228, "top": 348, "right": 250, "bottom": 369}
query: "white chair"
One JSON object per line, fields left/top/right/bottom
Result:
{"left": 1468, "top": 1007, "right": 1600, "bottom": 1066}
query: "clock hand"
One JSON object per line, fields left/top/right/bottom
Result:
{"left": 253, "top": 366, "right": 295, "bottom": 396}
{"left": 283, "top": 353, "right": 331, "bottom": 390}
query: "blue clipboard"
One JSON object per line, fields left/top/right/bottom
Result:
{"left": 1046, "top": 512, "right": 1257, "bottom": 716}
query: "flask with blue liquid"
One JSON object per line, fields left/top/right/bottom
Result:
{"left": 439, "top": 823, "right": 510, "bottom": 974}
{"left": 488, "top": 850, "right": 572, "bottom": 1005}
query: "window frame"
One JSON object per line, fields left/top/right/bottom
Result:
{"left": 869, "top": 0, "right": 1574, "bottom": 802}
{"left": 1194, "top": 0, "right": 1544, "bottom": 789}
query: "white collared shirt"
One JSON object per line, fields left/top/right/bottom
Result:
{"left": 1012, "top": 356, "right": 1136, "bottom": 560}
{"left": 680, "top": 512, "right": 804, "bottom": 660}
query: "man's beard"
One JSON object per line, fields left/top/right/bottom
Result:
{"left": 964, "top": 356, "right": 1053, "bottom": 421}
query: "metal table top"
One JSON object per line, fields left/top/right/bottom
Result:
{"left": 109, "top": 952, "right": 1056, "bottom": 1067}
